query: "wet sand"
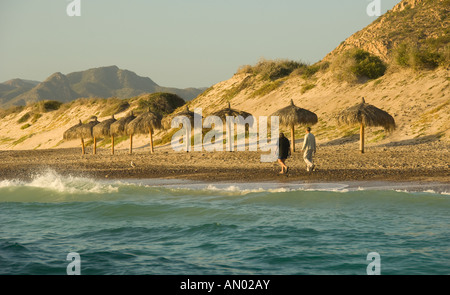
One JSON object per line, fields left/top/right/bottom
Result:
{"left": 0, "top": 141, "right": 448, "bottom": 184}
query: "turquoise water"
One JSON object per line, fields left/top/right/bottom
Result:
{"left": 0, "top": 170, "right": 449, "bottom": 275}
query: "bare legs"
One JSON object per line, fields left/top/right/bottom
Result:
{"left": 278, "top": 159, "right": 288, "bottom": 174}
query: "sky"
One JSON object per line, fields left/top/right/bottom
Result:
{"left": 0, "top": 0, "right": 402, "bottom": 88}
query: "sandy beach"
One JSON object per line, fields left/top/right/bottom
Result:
{"left": 0, "top": 140, "right": 448, "bottom": 184}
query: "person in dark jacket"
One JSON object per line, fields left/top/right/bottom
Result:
{"left": 277, "top": 133, "right": 291, "bottom": 174}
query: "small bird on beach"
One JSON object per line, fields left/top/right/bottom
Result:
{"left": 130, "top": 161, "right": 136, "bottom": 168}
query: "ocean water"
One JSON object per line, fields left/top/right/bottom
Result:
{"left": 0, "top": 170, "right": 449, "bottom": 275}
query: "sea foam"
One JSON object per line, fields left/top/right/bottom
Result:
{"left": 0, "top": 169, "right": 118, "bottom": 195}
{"left": 159, "top": 182, "right": 351, "bottom": 196}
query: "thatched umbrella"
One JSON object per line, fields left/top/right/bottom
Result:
{"left": 271, "top": 99, "right": 318, "bottom": 152}
{"left": 211, "top": 102, "right": 253, "bottom": 121}
{"left": 335, "top": 97, "right": 395, "bottom": 153}
{"left": 63, "top": 117, "right": 99, "bottom": 155}
{"left": 211, "top": 102, "right": 254, "bottom": 151}
{"left": 110, "top": 111, "right": 136, "bottom": 154}
{"left": 126, "top": 109, "right": 162, "bottom": 154}
{"left": 78, "top": 116, "right": 100, "bottom": 155}
{"left": 92, "top": 115, "right": 117, "bottom": 155}
{"left": 162, "top": 105, "right": 202, "bottom": 152}
{"left": 63, "top": 119, "right": 84, "bottom": 154}
{"left": 63, "top": 119, "right": 82, "bottom": 141}
{"left": 162, "top": 105, "right": 196, "bottom": 129}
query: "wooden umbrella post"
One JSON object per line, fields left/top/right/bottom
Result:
{"left": 149, "top": 128, "right": 154, "bottom": 154}
{"left": 111, "top": 135, "right": 115, "bottom": 155}
{"left": 81, "top": 138, "right": 85, "bottom": 155}
{"left": 129, "top": 134, "right": 133, "bottom": 155}
{"left": 360, "top": 123, "right": 365, "bottom": 154}
{"left": 270, "top": 100, "right": 318, "bottom": 155}
{"left": 290, "top": 125, "right": 295, "bottom": 153}
{"left": 227, "top": 119, "right": 232, "bottom": 152}
{"left": 93, "top": 137, "right": 97, "bottom": 155}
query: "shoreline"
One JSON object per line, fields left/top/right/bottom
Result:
{"left": 0, "top": 141, "right": 448, "bottom": 185}
{"left": 100, "top": 178, "right": 450, "bottom": 195}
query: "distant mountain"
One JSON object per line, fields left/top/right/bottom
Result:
{"left": 8, "top": 73, "right": 79, "bottom": 106}
{"left": 2, "top": 78, "right": 40, "bottom": 88}
{"left": 0, "top": 79, "right": 40, "bottom": 107}
{"left": 0, "top": 66, "right": 206, "bottom": 108}
{"left": 66, "top": 66, "right": 159, "bottom": 99}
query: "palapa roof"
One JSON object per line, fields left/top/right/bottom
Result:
{"left": 92, "top": 115, "right": 117, "bottom": 138}
{"left": 211, "top": 102, "right": 253, "bottom": 124}
{"left": 110, "top": 111, "right": 136, "bottom": 136}
{"left": 162, "top": 105, "right": 200, "bottom": 129}
{"left": 126, "top": 109, "right": 162, "bottom": 135}
{"left": 77, "top": 116, "right": 100, "bottom": 139}
{"left": 63, "top": 119, "right": 82, "bottom": 140}
{"left": 175, "top": 105, "right": 195, "bottom": 118}
{"left": 271, "top": 99, "right": 318, "bottom": 127}
{"left": 335, "top": 97, "right": 396, "bottom": 132}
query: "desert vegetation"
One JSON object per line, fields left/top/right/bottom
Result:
{"left": 393, "top": 41, "right": 449, "bottom": 70}
{"left": 133, "top": 92, "right": 185, "bottom": 116}
{"left": 237, "top": 58, "right": 327, "bottom": 81}
{"left": 331, "top": 49, "right": 387, "bottom": 83}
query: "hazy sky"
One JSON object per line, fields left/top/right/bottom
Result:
{"left": 0, "top": 0, "right": 401, "bottom": 88}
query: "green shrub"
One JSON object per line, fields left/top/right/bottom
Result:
{"left": 290, "top": 61, "right": 329, "bottom": 80}
{"left": 395, "top": 43, "right": 410, "bottom": 67}
{"left": 136, "top": 93, "right": 185, "bottom": 116}
{"left": 237, "top": 58, "right": 307, "bottom": 81}
{"left": 12, "top": 134, "right": 32, "bottom": 146}
{"left": 373, "top": 78, "right": 383, "bottom": 87}
{"left": 301, "top": 83, "right": 316, "bottom": 94}
{"left": 442, "top": 44, "right": 450, "bottom": 67}
{"left": 349, "top": 49, "right": 387, "bottom": 80}
{"left": 21, "top": 123, "right": 31, "bottom": 130}
{"left": 31, "top": 113, "right": 42, "bottom": 123}
{"left": 332, "top": 49, "right": 386, "bottom": 83}
{"left": 302, "top": 65, "right": 320, "bottom": 78}
{"left": 414, "top": 50, "right": 442, "bottom": 69}
{"left": 251, "top": 81, "right": 283, "bottom": 98}
{"left": 394, "top": 42, "right": 445, "bottom": 70}
{"left": 37, "top": 100, "right": 62, "bottom": 112}
{"left": 100, "top": 98, "right": 130, "bottom": 117}
{"left": 17, "top": 112, "right": 31, "bottom": 123}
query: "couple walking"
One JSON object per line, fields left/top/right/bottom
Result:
{"left": 277, "top": 127, "right": 316, "bottom": 174}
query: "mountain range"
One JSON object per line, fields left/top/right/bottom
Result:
{"left": 0, "top": 66, "right": 206, "bottom": 108}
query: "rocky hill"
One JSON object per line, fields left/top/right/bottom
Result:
{"left": 181, "top": 0, "right": 449, "bottom": 145}
{"left": 0, "top": 66, "right": 205, "bottom": 108}
{"left": 324, "top": 0, "right": 449, "bottom": 62}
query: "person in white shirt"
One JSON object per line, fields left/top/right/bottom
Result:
{"left": 301, "top": 127, "right": 316, "bottom": 172}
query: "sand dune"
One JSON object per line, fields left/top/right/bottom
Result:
{"left": 0, "top": 67, "right": 448, "bottom": 153}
